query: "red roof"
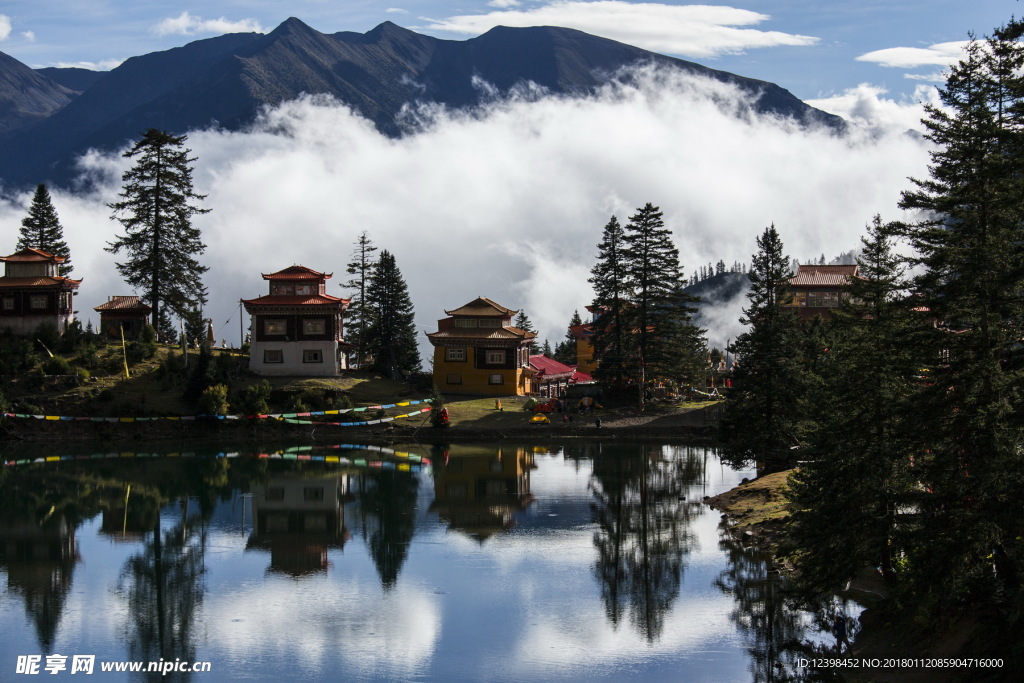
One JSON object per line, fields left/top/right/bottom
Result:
{"left": 789, "top": 264, "right": 859, "bottom": 287}
{"left": 571, "top": 368, "right": 594, "bottom": 384}
{"left": 427, "top": 327, "right": 535, "bottom": 342}
{"left": 262, "top": 265, "right": 332, "bottom": 280}
{"left": 0, "top": 247, "right": 66, "bottom": 263}
{"left": 568, "top": 323, "right": 593, "bottom": 339}
{"left": 94, "top": 296, "right": 151, "bottom": 312}
{"left": 0, "top": 276, "right": 81, "bottom": 289}
{"left": 242, "top": 294, "right": 348, "bottom": 307}
{"left": 529, "top": 354, "right": 574, "bottom": 378}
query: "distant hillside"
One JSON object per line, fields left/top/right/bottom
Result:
{"left": 36, "top": 67, "right": 108, "bottom": 92}
{"left": 0, "top": 18, "right": 844, "bottom": 189}
{"left": 684, "top": 271, "right": 751, "bottom": 341}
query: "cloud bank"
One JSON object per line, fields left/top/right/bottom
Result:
{"left": 0, "top": 66, "right": 931, "bottom": 356}
{"left": 806, "top": 83, "right": 941, "bottom": 136}
{"left": 419, "top": 1, "right": 818, "bottom": 59}
{"left": 0, "top": 14, "right": 12, "bottom": 41}
{"left": 153, "top": 12, "right": 265, "bottom": 37}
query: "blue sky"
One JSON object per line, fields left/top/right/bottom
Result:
{"left": 0, "top": 1, "right": 1016, "bottom": 102}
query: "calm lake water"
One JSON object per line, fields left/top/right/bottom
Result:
{"left": 1, "top": 441, "right": 851, "bottom": 682}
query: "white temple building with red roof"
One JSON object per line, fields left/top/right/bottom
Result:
{"left": 242, "top": 265, "right": 350, "bottom": 376}
{"left": 0, "top": 248, "right": 81, "bottom": 335}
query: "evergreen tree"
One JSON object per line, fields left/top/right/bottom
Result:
{"left": 364, "top": 250, "right": 420, "bottom": 378}
{"left": 107, "top": 129, "right": 209, "bottom": 340}
{"left": 343, "top": 231, "right": 378, "bottom": 369}
{"left": 589, "top": 215, "right": 634, "bottom": 386}
{"left": 513, "top": 311, "right": 541, "bottom": 354}
{"left": 894, "top": 25, "right": 1024, "bottom": 620}
{"left": 722, "top": 225, "right": 803, "bottom": 470}
{"left": 554, "top": 309, "right": 583, "bottom": 365}
{"left": 18, "top": 184, "right": 72, "bottom": 275}
{"left": 789, "top": 216, "right": 922, "bottom": 591}
{"left": 542, "top": 339, "right": 552, "bottom": 356}
{"left": 622, "top": 203, "right": 703, "bottom": 387}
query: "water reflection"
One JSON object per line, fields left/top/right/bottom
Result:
{"left": 1, "top": 441, "right": 848, "bottom": 681}
{"left": 588, "top": 444, "right": 705, "bottom": 642}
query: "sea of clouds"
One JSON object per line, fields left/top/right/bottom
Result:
{"left": 0, "top": 65, "right": 934, "bottom": 356}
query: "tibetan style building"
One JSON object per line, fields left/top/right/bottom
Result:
{"left": 242, "top": 265, "right": 350, "bottom": 376}
{"left": 0, "top": 248, "right": 80, "bottom": 335}
{"left": 426, "top": 297, "right": 536, "bottom": 395}
{"left": 785, "top": 264, "right": 859, "bottom": 320}
{"left": 93, "top": 296, "right": 152, "bottom": 339}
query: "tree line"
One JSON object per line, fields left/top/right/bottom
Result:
{"left": 723, "top": 19, "right": 1024, "bottom": 660}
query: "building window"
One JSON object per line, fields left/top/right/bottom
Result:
{"left": 489, "top": 373, "right": 504, "bottom": 385}
{"left": 270, "top": 283, "right": 294, "bottom": 295}
{"left": 264, "top": 319, "right": 287, "bottom": 335}
{"left": 29, "top": 294, "right": 47, "bottom": 310}
{"left": 295, "top": 284, "right": 315, "bottom": 296}
{"left": 304, "top": 487, "right": 325, "bottom": 502}
{"left": 454, "top": 318, "right": 478, "bottom": 328}
{"left": 303, "top": 349, "right": 323, "bottom": 363}
{"left": 446, "top": 347, "right": 466, "bottom": 362}
{"left": 265, "top": 486, "right": 285, "bottom": 501}
{"left": 807, "top": 292, "right": 839, "bottom": 308}
{"left": 1, "top": 297, "right": 13, "bottom": 311}
{"left": 303, "top": 319, "right": 325, "bottom": 335}
{"left": 447, "top": 373, "right": 462, "bottom": 385}
{"left": 486, "top": 350, "right": 505, "bottom": 365}
{"left": 264, "top": 350, "right": 284, "bottom": 363}
{"left": 479, "top": 319, "right": 502, "bottom": 328}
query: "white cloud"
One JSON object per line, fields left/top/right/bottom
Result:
{"left": 21, "top": 30, "right": 35, "bottom": 42}
{"left": 0, "top": 14, "right": 12, "bottom": 41}
{"left": 386, "top": 7, "right": 409, "bottom": 14}
{"left": 153, "top": 11, "right": 265, "bottom": 37}
{"left": 488, "top": 0, "right": 523, "bottom": 7}
{"left": 0, "top": 66, "right": 930, "bottom": 355}
{"left": 856, "top": 41, "right": 967, "bottom": 69}
{"left": 806, "top": 83, "right": 943, "bottom": 136}
{"left": 52, "top": 58, "right": 124, "bottom": 71}
{"left": 419, "top": 1, "right": 818, "bottom": 58}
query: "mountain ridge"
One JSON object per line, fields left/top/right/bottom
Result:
{"left": 0, "top": 18, "right": 843, "bottom": 189}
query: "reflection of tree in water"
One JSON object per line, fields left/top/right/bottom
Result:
{"left": 119, "top": 498, "right": 208, "bottom": 683}
{"left": 356, "top": 469, "right": 419, "bottom": 589}
{"left": 715, "top": 526, "right": 849, "bottom": 682}
{"left": 590, "top": 445, "right": 704, "bottom": 641}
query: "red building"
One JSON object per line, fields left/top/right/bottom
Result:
{"left": 528, "top": 354, "right": 575, "bottom": 398}
{"left": 0, "top": 248, "right": 81, "bottom": 335}
{"left": 242, "top": 265, "right": 350, "bottom": 376}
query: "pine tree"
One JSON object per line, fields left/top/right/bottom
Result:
{"left": 513, "top": 311, "right": 541, "bottom": 354}
{"left": 106, "top": 129, "right": 209, "bottom": 340}
{"left": 894, "top": 25, "right": 1024, "bottom": 618}
{"left": 589, "top": 215, "right": 633, "bottom": 386}
{"left": 343, "top": 231, "right": 378, "bottom": 369}
{"left": 554, "top": 309, "right": 583, "bottom": 364}
{"left": 622, "top": 203, "right": 703, "bottom": 387}
{"left": 722, "top": 225, "right": 803, "bottom": 469}
{"left": 18, "top": 184, "right": 72, "bottom": 275}
{"left": 364, "top": 250, "right": 420, "bottom": 378}
{"left": 789, "top": 216, "right": 921, "bottom": 591}
{"left": 542, "top": 338, "right": 552, "bottom": 356}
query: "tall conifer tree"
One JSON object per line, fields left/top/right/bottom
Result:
{"left": 18, "top": 184, "right": 72, "bottom": 275}
{"left": 107, "top": 129, "right": 208, "bottom": 340}
{"left": 364, "top": 250, "right": 420, "bottom": 378}
{"left": 589, "top": 215, "right": 633, "bottom": 385}
{"left": 343, "top": 231, "right": 378, "bottom": 369}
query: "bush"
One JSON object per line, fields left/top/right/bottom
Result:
{"left": 127, "top": 324, "right": 158, "bottom": 362}
{"left": 41, "top": 355, "right": 73, "bottom": 376}
{"left": 237, "top": 380, "right": 272, "bottom": 415}
{"left": 199, "top": 384, "right": 230, "bottom": 416}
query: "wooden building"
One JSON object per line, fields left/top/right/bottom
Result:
{"left": 426, "top": 297, "right": 536, "bottom": 395}
{"left": 785, "top": 264, "right": 859, "bottom": 320}
{"left": 242, "top": 265, "right": 350, "bottom": 376}
{"left": 93, "top": 296, "right": 152, "bottom": 339}
{"left": 0, "top": 248, "right": 80, "bottom": 335}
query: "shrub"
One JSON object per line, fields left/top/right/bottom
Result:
{"left": 41, "top": 355, "right": 73, "bottom": 376}
{"left": 237, "top": 380, "right": 272, "bottom": 415}
{"left": 199, "top": 384, "right": 230, "bottom": 416}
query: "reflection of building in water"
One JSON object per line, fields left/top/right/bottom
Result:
{"left": 0, "top": 515, "right": 79, "bottom": 650}
{"left": 430, "top": 447, "right": 535, "bottom": 542}
{"left": 246, "top": 474, "right": 351, "bottom": 576}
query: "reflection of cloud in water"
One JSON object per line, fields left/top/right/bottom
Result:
{"left": 0, "top": 65, "right": 929, "bottom": 351}
{"left": 206, "top": 577, "right": 440, "bottom": 677}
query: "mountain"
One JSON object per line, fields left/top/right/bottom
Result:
{"left": 0, "top": 51, "right": 77, "bottom": 136}
{"left": 0, "top": 18, "right": 843, "bottom": 189}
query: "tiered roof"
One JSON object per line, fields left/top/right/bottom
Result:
{"left": 789, "top": 264, "right": 859, "bottom": 287}
{"left": 94, "top": 296, "right": 151, "bottom": 312}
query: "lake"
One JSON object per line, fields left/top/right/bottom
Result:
{"left": 0, "top": 441, "right": 850, "bottom": 681}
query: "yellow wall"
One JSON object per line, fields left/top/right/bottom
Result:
{"left": 433, "top": 346, "right": 531, "bottom": 395}
{"left": 575, "top": 338, "right": 597, "bottom": 374}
